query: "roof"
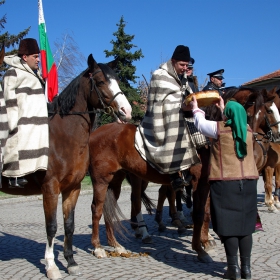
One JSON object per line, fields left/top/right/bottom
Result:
{"left": 242, "top": 69, "right": 280, "bottom": 85}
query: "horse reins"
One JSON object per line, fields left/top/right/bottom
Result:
{"left": 48, "top": 69, "right": 124, "bottom": 120}
{"left": 89, "top": 70, "right": 124, "bottom": 119}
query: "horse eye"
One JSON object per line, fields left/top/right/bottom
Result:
{"left": 96, "top": 81, "right": 105, "bottom": 86}
{"left": 267, "top": 109, "right": 273, "bottom": 114}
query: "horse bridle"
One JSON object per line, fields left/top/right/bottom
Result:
{"left": 89, "top": 69, "right": 124, "bottom": 119}
{"left": 240, "top": 96, "right": 280, "bottom": 142}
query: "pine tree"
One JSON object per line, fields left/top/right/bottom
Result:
{"left": 0, "top": 0, "right": 30, "bottom": 75}
{"left": 98, "top": 16, "right": 145, "bottom": 126}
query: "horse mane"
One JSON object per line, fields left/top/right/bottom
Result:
{"left": 224, "top": 86, "right": 263, "bottom": 112}
{"left": 98, "top": 63, "right": 119, "bottom": 82}
{"left": 48, "top": 70, "right": 88, "bottom": 116}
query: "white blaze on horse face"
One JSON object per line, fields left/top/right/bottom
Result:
{"left": 271, "top": 102, "right": 280, "bottom": 133}
{"left": 109, "top": 79, "right": 132, "bottom": 122}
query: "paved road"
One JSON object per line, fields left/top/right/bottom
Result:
{"left": 0, "top": 179, "right": 279, "bottom": 280}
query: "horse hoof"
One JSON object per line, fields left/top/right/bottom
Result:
{"left": 275, "top": 202, "right": 280, "bottom": 209}
{"left": 177, "top": 227, "right": 187, "bottom": 234}
{"left": 46, "top": 267, "right": 62, "bottom": 280}
{"left": 205, "top": 248, "right": 217, "bottom": 257}
{"left": 142, "top": 236, "right": 153, "bottom": 244}
{"left": 158, "top": 222, "right": 166, "bottom": 232}
{"left": 135, "top": 233, "right": 143, "bottom": 239}
{"left": 268, "top": 206, "right": 279, "bottom": 213}
{"left": 68, "top": 265, "right": 82, "bottom": 276}
{"left": 171, "top": 219, "right": 183, "bottom": 228}
{"left": 197, "top": 253, "right": 213, "bottom": 263}
{"left": 115, "top": 246, "right": 127, "bottom": 254}
{"left": 94, "top": 248, "right": 108, "bottom": 258}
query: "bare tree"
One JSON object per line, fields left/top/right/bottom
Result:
{"left": 53, "top": 32, "right": 86, "bottom": 92}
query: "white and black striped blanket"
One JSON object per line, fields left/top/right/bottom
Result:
{"left": 2, "top": 55, "right": 49, "bottom": 177}
{"left": 135, "top": 60, "right": 200, "bottom": 174}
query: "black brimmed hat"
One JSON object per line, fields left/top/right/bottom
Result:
{"left": 188, "top": 57, "right": 195, "bottom": 67}
{"left": 18, "top": 38, "right": 40, "bottom": 56}
{"left": 207, "top": 69, "right": 224, "bottom": 79}
{"left": 171, "top": 45, "right": 190, "bottom": 62}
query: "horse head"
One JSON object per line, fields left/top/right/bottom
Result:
{"left": 87, "top": 54, "right": 132, "bottom": 123}
{"left": 261, "top": 88, "right": 280, "bottom": 142}
{"left": 229, "top": 87, "right": 280, "bottom": 143}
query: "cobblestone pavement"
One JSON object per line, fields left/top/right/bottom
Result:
{"left": 0, "top": 179, "right": 279, "bottom": 280}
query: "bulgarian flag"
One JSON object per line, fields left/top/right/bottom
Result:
{"left": 38, "top": 0, "right": 58, "bottom": 102}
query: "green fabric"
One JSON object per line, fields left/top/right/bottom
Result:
{"left": 224, "top": 100, "right": 247, "bottom": 159}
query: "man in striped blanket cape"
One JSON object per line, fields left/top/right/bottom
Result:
{"left": 135, "top": 45, "right": 200, "bottom": 192}
{"left": 2, "top": 38, "right": 49, "bottom": 188}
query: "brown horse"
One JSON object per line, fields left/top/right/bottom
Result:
{"left": 258, "top": 87, "right": 280, "bottom": 212}
{"left": 88, "top": 87, "right": 271, "bottom": 263}
{"left": 152, "top": 87, "right": 280, "bottom": 248}
{"left": 0, "top": 54, "right": 132, "bottom": 279}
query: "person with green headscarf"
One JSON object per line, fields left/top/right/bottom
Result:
{"left": 188, "top": 96, "right": 259, "bottom": 280}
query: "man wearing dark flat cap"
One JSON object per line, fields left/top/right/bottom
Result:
{"left": 2, "top": 38, "right": 49, "bottom": 188}
{"left": 203, "top": 69, "right": 225, "bottom": 96}
{"left": 135, "top": 45, "right": 200, "bottom": 193}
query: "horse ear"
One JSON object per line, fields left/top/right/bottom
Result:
{"left": 87, "top": 54, "right": 98, "bottom": 71}
{"left": 106, "top": 58, "right": 119, "bottom": 70}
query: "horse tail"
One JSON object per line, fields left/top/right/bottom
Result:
{"left": 125, "top": 172, "right": 156, "bottom": 215}
{"left": 141, "top": 190, "right": 156, "bottom": 215}
{"left": 103, "top": 188, "right": 131, "bottom": 241}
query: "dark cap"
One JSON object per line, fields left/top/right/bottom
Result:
{"left": 18, "top": 38, "right": 40, "bottom": 56}
{"left": 171, "top": 45, "right": 190, "bottom": 62}
{"left": 188, "top": 57, "right": 195, "bottom": 67}
{"left": 207, "top": 69, "right": 224, "bottom": 80}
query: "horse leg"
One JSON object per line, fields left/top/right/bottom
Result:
{"left": 263, "top": 166, "right": 279, "bottom": 213}
{"left": 62, "top": 187, "right": 82, "bottom": 276}
{"left": 91, "top": 182, "right": 109, "bottom": 258}
{"left": 43, "top": 192, "right": 62, "bottom": 280}
{"left": 166, "top": 186, "right": 186, "bottom": 234}
{"left": 273, "top": 164, "right": 280, "bottom": 209}
{"left": 129, "top": 174, "right": 152, "bottom": 243}
{"left": 175, "top": 190, "right": 188, "bottom": 226}
{"left": 191, "top": 147, "right": 213, "bottom": 263}
{"left": 200, "top": 195, "right": 217, "bottom": 256}
{"left": 155, "top": 185, "right": 168, "bottom": 232}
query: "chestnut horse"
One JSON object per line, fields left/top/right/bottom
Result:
{"left": 88, "top": 87, "right": 273, "bottom": 263}
{"left": 0, "top": 54, "right": 132, "bottom": 279}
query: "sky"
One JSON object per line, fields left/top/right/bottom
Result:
{"left": 2, "top": 0, "right": 280, "bottom": 89}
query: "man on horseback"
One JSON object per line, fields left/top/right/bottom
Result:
{"left": 135, "top": 45, "right": 200, "bottom": 192}
{"left": 2, "top": 38, "right": 49, "bottom": 188}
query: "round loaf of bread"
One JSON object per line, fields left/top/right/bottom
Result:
{"left": 184, "top": 90, "right": 220, "bottom": 107}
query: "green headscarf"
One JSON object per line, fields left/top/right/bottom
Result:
{"left": 224, "top": 100, "right": 248, "bottom": 159}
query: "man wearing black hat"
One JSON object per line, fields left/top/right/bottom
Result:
{"left": 135, "top": 45, "right": 200, "bottom": 193}
{"left": 2, "top": 38, "right": 49, "bottom": 188}
{"left": 203, "top": 69, "right": 225, "bottom": 96}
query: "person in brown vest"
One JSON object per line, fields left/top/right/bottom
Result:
{"left": 187, "top": 96, "right": 258, "bottom": 280}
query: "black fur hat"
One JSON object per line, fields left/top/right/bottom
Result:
{"left": 18, "top": 38, "right": 40, "bottom": 56}
{"left": 171, "top": 45, "right": 190, "bottom": 62}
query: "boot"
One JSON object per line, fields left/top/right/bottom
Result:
{"left": 240, "top": 256, "right": 251, "bottom": 279}
{"left": 224, "top": 255, "right": 241, "bottom": 280}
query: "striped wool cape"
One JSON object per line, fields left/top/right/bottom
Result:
{"left": 2, "top": 55, "right": 49, "bottom": 177}
{"left": 135, "top": 60, "right": 200, "bottom": 174}
{"left": 0, "top": 82, "right": 9, "bottom": 174}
